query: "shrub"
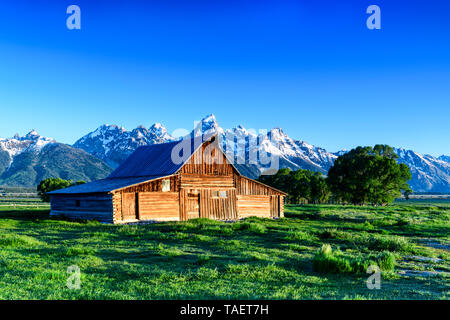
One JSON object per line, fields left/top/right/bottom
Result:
{"left": 313, "top": 245, "right": 353, "bottom": 273}
{"left": 375, "top": 251, "right": 396, "bottom": 271}
{"left": 361, "top": 234, "right": 413, "bottom": 252}
{"left": 313, "top": 244, "right": 395, "bottom": 274}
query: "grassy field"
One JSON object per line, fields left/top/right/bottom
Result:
{"left": 0, "top": 202, "right": 448, "bottom": 299}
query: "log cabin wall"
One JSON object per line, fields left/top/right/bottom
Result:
{"left": 235, "top": 176, "right": 285, "bottom": 218}
{"left": 199, "top": 189, "right": 237, "bottom": 220}
{"left": 50, "top": 193, "right": 114, "bottom": 223}
{"left": 179, "top": 139, "right": 235, "bottom": 176}
{"left": 138, "top": 192, "right": 179, "bottom": 221}
{"left": 118, "top": 176, "right": 179, "bottom": 194}
{"left": 236, "top": 195, "right": 271, "bottom": 218}
{"left": 235, "top": 175, "right": 283, "bottom": 196}
{"left": 279, "top": 196, "right": 285, "bottom": 218}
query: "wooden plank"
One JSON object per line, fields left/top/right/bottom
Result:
{"left": 179, "top": 189, "right": 187, "bottom": 221}
{"left": 119, "top": 176, "right": 179, "bottom": 193}
{"left": 186, "top": 193, "right": 200, "bottom": 219}
{"left": 236, "top": 175, "right": 285, "bottom": 196}
{"left": 180, "top": 174, "right": 234, "bottom": 188}
{"left": 180, "top": 140, "right": 237, "bottom": 176}
{"left": 237, "top": 195, "right": 271, "bottom": 218}
{"left": 122, "top": 192, "right": 137, "bottom": 220}
{"left": 138, "top": 192, "right": 180, "bottom": 221}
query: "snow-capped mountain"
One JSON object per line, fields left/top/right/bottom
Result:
{"left": 0, "top": 131, "right": 111, "bottom": 187}
{"left": 0, "top": 130, "right": 55, "bottom": 171}
{"left": 2, "top": 115, "right": 448, "bottom": 192}
{"left": 72, "top": 114, "right": 450, "bottom": 192}
{"left": 438, "top": 155, "right": 450, "bottom": 163}
{"left": 394, "top": 148, "right": 450, "bottom": 193}
{"left": 73, "top": 123, "right": 176, "bottom": 168}
{"left": 189, "top": 115, "right": 336, "bottom": 175}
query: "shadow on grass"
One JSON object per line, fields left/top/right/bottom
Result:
{"left": 0, "top": 209, "right": 50, "bottom": 221}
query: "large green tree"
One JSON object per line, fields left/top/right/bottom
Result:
{"left": 259, "top": 168, "right": 330, "bottom": 204}
{"left": 37, "top": 178, "right": 86, "bottom": 202}
{"left": 327, "top": 145, "right": 411, "bottom": 205}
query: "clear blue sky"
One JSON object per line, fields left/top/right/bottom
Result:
{"left": 0, "top": 0, "right": 449, "bottom": 156}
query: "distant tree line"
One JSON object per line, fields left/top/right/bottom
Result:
{"left": 37, "top": 178, "right": 85, "bottom": 202}
{"left": 259, "top": 168, "right": 330, "bottom": 204}
{"left": 259, "top": 144, "right": 412, "bottom": 206}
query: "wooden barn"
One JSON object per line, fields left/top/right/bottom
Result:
{"left": 49, "top": 135, "right": 286, "bottom": 224}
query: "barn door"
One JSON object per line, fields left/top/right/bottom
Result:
{"left": 122, "top": 193, "right": 138, "bottom": 221}
{"left": 270, "top": 195, "right": 280, "bottom": 218}
{"left": 187, "top": 192, "right": 200, "bottom": 219}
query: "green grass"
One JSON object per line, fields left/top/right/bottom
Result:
{"left": 0, "top": 202, "right": 448, "bottom": 300}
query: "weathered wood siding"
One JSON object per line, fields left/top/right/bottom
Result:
{"left": 235, "top": 175, "right": 284, "bottom": 196}
{"left": 118, "top": 176, "right": 179, "bottom": 193}
{"left": 180, "top": 174, "right": 234, "bottom": 188}
{"left": 237, "top": 195, "right": 271, "bottom": 218}
{"left": 112, "top": 192, "right": 122, "bottom": 222}
{"left": 280, "top": 196, "right": 285, "bottom": 217}
{"left": 270, "top": 195, "right": 280, "bottom": 218}
{"left": 179, "top": 188, "right": 187, "bottom": 221}
{"left": 180, "top": 140, "right": 236, "bottom": 176}
{"left": 199, "top": 189, "right": 237, "bottom": 220}
{"left": 122, "top": 192, "right": 138, "bottom": 221}
{"left": 50, "top": 194, "right": 113, "bottom": 223}
{"left": 138, "top": 192, "right": 180, "bottom": 221}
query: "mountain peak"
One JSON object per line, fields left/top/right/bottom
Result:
{"left": 192, "top": 114, "right": 223, "bottom": 137}
{"left": 149, "top": 122, "right": 166, "bottom": 132}
{"left": 202, "top": 114, "right": 217, "bottom": 123}
{"left": 151, "top": 122, "right": 164, "bottom": 129}
{"left": 24, "top": 129, "right": 40, "bottom": 140}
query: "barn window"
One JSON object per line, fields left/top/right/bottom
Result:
{"left": 212, "top": 190, "right": 219, "bottom": 198}
{"left": 161, "top": 179, "right": 170, "bottom": 192}
{"left": 219, "top": 191, "right": 227, "bottom": 198}
{"left": 75, "top": 200, "right": 81, "bottom": 207}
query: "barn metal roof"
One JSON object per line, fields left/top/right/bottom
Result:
{"left": 48, "top": 135, "right": 286, "bottom": 196}
{"left": 49, "top": 135, "right": 214, "bottom": 195}
{"left": 48, "top": 175, "right": 168, "bottom": 195}
{"left": 108, "top": 140, "right": 188, "bottom": 178}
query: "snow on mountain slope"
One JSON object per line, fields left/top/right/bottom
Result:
{"left": 73, "top": 114, "right": 449, "bottom": 192}
{"left": 0, "top": 131, "right": 111, "bottom": 187}
{"left": 0, "top": 130, "right": 55, "bottom": 168}
{"left": 438, "top": 155, "right": 450, "bottom": 163}
{"left": 191, "top": 115, "right": 337, "bottom": 176}
{"left": 74, "top": 123, "right": 177, "bottom": 168}
{"left": 394, "top": 148, "right": 450, "bottom": 192}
